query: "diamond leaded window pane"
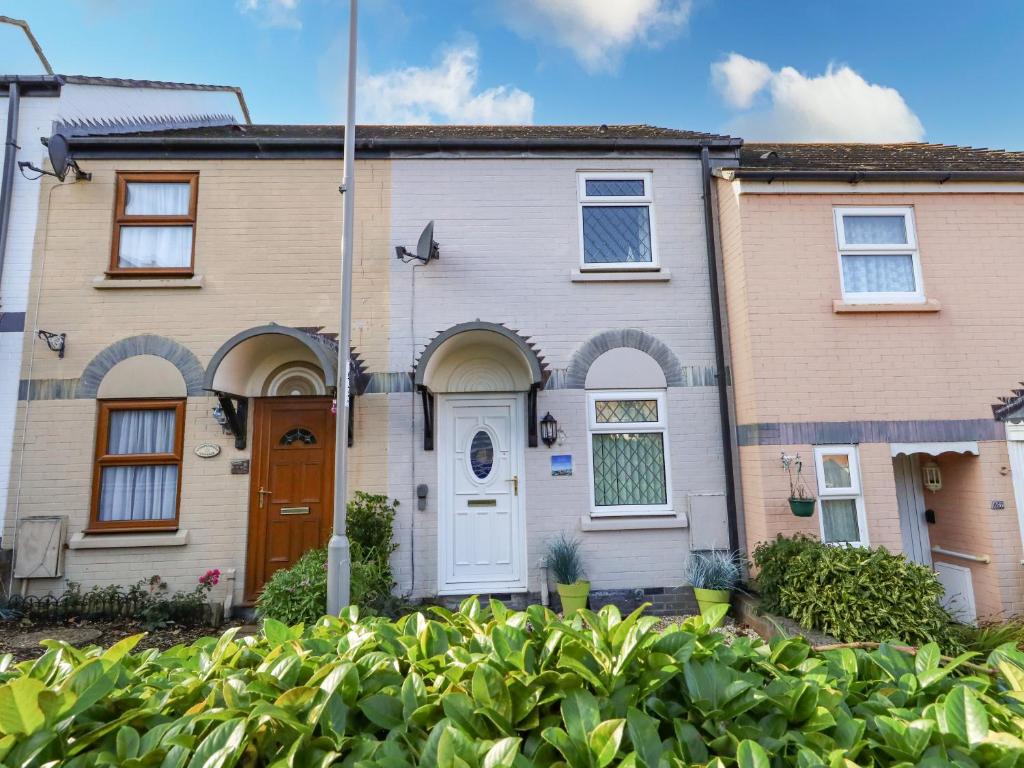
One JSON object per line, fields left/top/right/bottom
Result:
{"left": 585, "top": 179, "right": 645, "bottom": 196}
{"left": 595, "top": 399, "right": 658, "bottom": 423}
{"left": 592, "top": 433, "right": 667, "bottom": 506}
{"left": 582, "top": 206, "right": 652, "bottom": 264}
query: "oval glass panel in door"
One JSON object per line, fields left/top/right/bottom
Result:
{"left": 469, "top": 429, "right": 495, "bottom": 480}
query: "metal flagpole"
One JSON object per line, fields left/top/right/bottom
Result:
{"left": 327, "top": 0, "right": 358, "bottom": 615}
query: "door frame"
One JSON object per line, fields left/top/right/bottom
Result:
{"left": 244, "top": 396, "right": 335, "bottom": 603}
{"left": 893, "top": 453, "right": 932, "bottom": 566}
{"left": 436, "top": 392, "right": 528, "bottom": 595}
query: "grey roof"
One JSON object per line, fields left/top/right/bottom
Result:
{"left": 0, "top": 74, "right": 251, "bottom": 123}
{"left": 65, "top": 123, "right": 740, "bottom": 159}
{"left": 740, "top": 142, "right": 1024, "bottom": 171}
{"left": 86, "top": 123, "right": 735, "bottom": 142}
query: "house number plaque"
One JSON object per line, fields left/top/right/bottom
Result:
{"left": 194, "top": 443, "right": 221, "bottom": 459}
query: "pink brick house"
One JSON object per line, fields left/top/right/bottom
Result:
{"left": 715, "top": 143, "right": 1024, "bottom": 622}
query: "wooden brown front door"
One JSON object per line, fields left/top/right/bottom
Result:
{"left": 245, "top": 397, "right": 334, "bottom": 601}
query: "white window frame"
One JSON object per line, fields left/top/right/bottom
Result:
{"left": 833, "top": 206, "right": 924, "bottom": 304}
{"left": 586, "top": 390, "right": 672, "bottom": 517}
{"left": 577, "top": 171, "right": 659, "bottom": 271}
{"left": 813, "top": 444, "right": 869, "bottom": 547}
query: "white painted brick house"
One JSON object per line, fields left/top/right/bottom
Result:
{"left": 5, "top": 125, "right": 741, "bottom": 613}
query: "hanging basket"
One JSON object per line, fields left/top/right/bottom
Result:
{"left": 788, "top": 497, "right": 816, "bottom": 517}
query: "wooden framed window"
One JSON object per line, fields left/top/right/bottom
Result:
{"left": 110, "top": 172, "right": 198, "bottom": 276}
{"left": 89, "top": 400, "right": 186, "bottom": 532}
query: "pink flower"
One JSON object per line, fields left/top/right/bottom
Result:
{"left": 199, "top": 568, "right": 221, "bottom": 586}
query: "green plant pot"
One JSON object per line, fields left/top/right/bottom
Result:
{"left": 693, "top": 587, "right": 731, "bottom": 618}
{"left": 556, "top": 580, "right": 590, "bottom": 614}
{"left": 788, "top": 497, "right": 816, "bottom": 517}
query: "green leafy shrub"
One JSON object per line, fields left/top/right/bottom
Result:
{"left": 753, "top": 534, "right": 960, "bottom": 649}
{"left": 255, "top": 548, "right": 328, "bottom": 626}
{"left": 257, "top": 491, "right": 399, "bottom": 623}
{"left": 2, "top": 600, "right": 1024, "bottom": 766}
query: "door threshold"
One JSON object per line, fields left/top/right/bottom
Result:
{"left": 437, "top": 585, "right": 528, "bottom": 596}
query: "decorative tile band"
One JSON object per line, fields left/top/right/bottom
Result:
{"left": 737, "top": 419, "right": 1004, "bottom": 446}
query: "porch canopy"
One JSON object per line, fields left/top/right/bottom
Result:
{"left": 414, "top": 321, "right": 546, "bottom": 449}
{"left": 203, "top": 323, "right": 359, "bottom": 449}
{"left": 889, "top": 441, "right": 980, "bottom": 457}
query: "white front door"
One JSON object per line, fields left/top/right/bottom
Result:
{"left": 438, "top": 394, "right": 526, "bottom": 593}
{"left": 893, "top": 454, "right": 932, "bottom": 566}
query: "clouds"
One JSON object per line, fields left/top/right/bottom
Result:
{"left": 237, "top": 0, "right": 301, "bottom": 29}
{"left": 500, "top": 0, "right": 692, "bottom": 72}
{"left": 358, "top": 43, "right": 534, "bottom": 125}
{"left": 712, "top": 53, "right": 925, "bottom": 141}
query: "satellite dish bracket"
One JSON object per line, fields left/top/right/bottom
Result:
{"left": 395, "top": 220, "right": 440, "bottom": 263}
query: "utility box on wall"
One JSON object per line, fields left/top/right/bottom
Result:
{"left": 13, "top": 516, "right": 67, "bottom": 579}
{"left": 688, "top": 494, "right": 730, "bottom": 550}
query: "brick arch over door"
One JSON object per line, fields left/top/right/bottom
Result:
{"left": 564, "top": 328, "right": 684, "bottom": 389}
{"left": 78, "top": 335, "right": 205, "bottom": 398}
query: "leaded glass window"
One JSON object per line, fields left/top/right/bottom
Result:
{"left": 578, "top": 172, "right": 658, "bottom": 269}
{"left": 587, "top": 391, "right": 671, "bottom": 515}
{"left": 469, "top": 429, "right": 494, "bottom": 480}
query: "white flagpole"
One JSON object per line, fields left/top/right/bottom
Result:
{"left": 327, "top": 0, "right": 358, "bottom": 615}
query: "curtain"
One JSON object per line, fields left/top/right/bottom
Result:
{"left": 98, "top": 409, "right": 177, "bottom": 521}
{"left": 98, "top": 466, "right": 178, "bottom": 521}
{"left": 118, "top": 226, "right": 192, "bottom": 269}
{"left": 843, "top": 215, "right": 907, "bottom": 244}
{"left": 842, "top": 254, "right": 915, "bottom": 293}
{"left": 107, "top": 409, "right": 175, "bottom": 454}
{"left": 125, "top": 182, "right": 190, "bottom": 215}
{"left": 821, "top": 455, "right": 852, "bottom": 489}
{"left": 821, "top": 499, "right": 860, "bottom": 543}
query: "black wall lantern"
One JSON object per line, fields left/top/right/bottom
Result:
{"left": 37, "top": 330, "right": 66, "bottom": 359}
{"left": 540, "top": 412, "right": 558, "bottom": 447}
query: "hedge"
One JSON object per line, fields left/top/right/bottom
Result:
{"left": 1, "top": 600, "right": 1023, "bottom": 766}
{"left": 753, "top": 534, "right": 961, "bottom": 650}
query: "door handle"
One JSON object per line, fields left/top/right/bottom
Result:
{"left": 508, "top": 475, "right": 518, "bottom": 496}
{"left": 258, "top": 486, "right": 273, "bottom": 509}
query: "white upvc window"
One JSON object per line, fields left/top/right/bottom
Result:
{"left": 586, "top": 390, "right": 672, "bottom": 516}
{"left": 813, "top": 445, "right": 869, "bottom": 547}
{"left": 833, "top": 206, "right": 924, "bottom": 303}
{"left": 577, "top": 172, "right": 658, "bottom": 270}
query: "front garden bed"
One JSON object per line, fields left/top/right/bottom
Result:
{"left": 1, "top": 599, "right": 1023, "bottom": 766}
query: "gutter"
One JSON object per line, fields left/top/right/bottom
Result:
{"left": 67, "top": 134, "right": 743, "bottom": 160}
{"left": 0, "top": 82, "right": 20, "bottom": 308}
{"left": 700, "top": 145, "right": 741, "bottom": 553}
{"left": 716, "top": 168, "right": 1024, "bottom": 183}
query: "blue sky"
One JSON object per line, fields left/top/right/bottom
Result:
{"left": 3, "top": 0, "right": 1023, "bottom": 149}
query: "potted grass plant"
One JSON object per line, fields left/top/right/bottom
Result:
{"left": 686, "top": 550, "right": 743, "bottom": 618}
{"left": 544, "top": 533, "right": 589, "bottom": 614}
{"left": 782, "top": 452, "right": 816, "bottom": 517}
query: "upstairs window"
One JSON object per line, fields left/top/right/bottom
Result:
{"left": 834, "top": 207, "right": 923, "bottom": 303}
{"left": 90, "top": 400, "right": 185, "bottom": 531}
{"left": 111, "top": 172, "right": 198, "bottom": 275}
{"left": 578, "top": 172, "right": 658, "bottom": 270}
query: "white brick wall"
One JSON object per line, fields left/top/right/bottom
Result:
{"left": 386, "top": 157, "right": 728, "bottom": 597}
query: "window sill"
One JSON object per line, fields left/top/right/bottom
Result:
{"left": 93, "top": 275, "right": 204, "bottom": 289}
{"left": 580, "top": 513, "right": 687, "bottom": 531}
{"left": 833, "top": 298, "right": 940, "bottom": 313}
{"left": 69, "top": 529, "right": 189, "bottom": 549}
{"left": 572, "top": 269, "right": 670, "bottom": 283}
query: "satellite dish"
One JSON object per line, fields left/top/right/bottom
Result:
{"left": 47, "top": 133, "right": 72, "bottom": 181}
{"left": 395, "top": 221, "right": 440, "bottom": 263}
